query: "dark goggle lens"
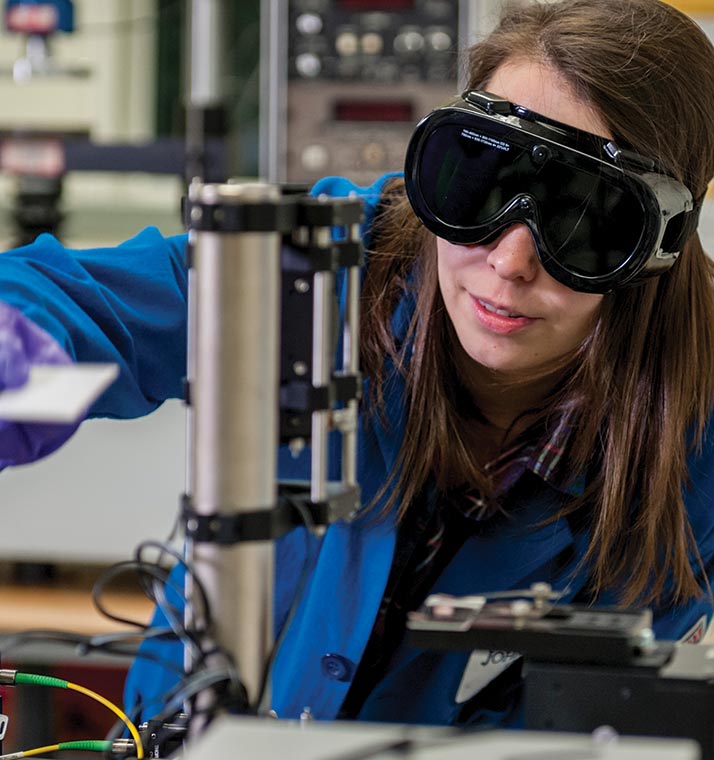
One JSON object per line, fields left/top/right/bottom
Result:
{"left": 416, "top": 123, "right": 647, "bottom": 278}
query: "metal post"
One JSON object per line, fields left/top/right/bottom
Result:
{"left": 186, "top": 181, "right": 281, "bottom": 723}
{"left": 341, "top": 221, "right": 361, "bottom": 489}
{"left": 259, "top": 0, "right": 287, "bottom": 182}
{"left": 186, "top": 0, "right": 225, "bottom": 183}
{"left": 309, "top": 224, "right": 333, "bottom": 504}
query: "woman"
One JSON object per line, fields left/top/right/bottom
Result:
{"left": 0, "top": 0, "right": 712, "bottom": 728}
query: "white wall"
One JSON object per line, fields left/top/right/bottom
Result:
{"left": 0, "top": 401, "right": 186, "bottom": 563}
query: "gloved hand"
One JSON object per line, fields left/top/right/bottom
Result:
{"left": 0, "top": 301, "right": 79, "bottom": 468}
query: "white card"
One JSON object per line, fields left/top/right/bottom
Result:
{"left": 0, "top": 363, "right": 119, "bottom": 423}
{"left": 455, "top": 649, "right": 522, "bottom": 703}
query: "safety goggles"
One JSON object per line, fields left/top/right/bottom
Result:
{"left": 404, "top": 90, "right": 701, "bottom": 293}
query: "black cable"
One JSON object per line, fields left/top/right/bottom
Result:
{"left": 135, "top": 539, "right": 211, "bottom": 624}
{"left": 0, "top": 627, "right": 93, "bottom": 655}
{"left": 91, "top": 559, "right": 170, "bottom": 629}
{"left": 0, "top": 625, "right": 189, "bottom": 676}
{"left": 102, "top": 538, "right": 214, "bottom": 666}
{"left": 90, "top": 549, "right": 208, "bottom": 666}
{"left": 85, "top": 627, "right": 189, "bottom": 675}
{"left": 132, "top": 541, "right": 183, "bottom": 604}
{"left": 130, "top": 537, "right": 245, "bottom": 722}
{"left": 153, "top": 668, "right": 246, "bottom": 725}
{"left": 89, "top": 512, "right": 306, "bottom": 732}
{"left": 0, "top": 526, "right": 251, "bottom": 748}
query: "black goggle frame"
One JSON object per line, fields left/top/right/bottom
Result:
{"left": 405, "top": 91, "right": 700, "bottom": 293}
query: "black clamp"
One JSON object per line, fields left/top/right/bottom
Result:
{"left": 280, "top": 372, "right": 362, "bottom": 413}
{"left": 181, "top": 482, "right": 361, "bottom": 545}
{"left": 181, "top": 493, "right": 293, "bottom": 544}
{"left": 281, "top": 240, "right": 364, "bottom": 273}
{"left": 183, "top": 190, "right": 364, "bottom": 236}
{"left": 295, "top": 196, "right": 364, "bottom": 228}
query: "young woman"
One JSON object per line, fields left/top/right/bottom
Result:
{"left": 0, "top": 0, "right": 712, "bottom": 728}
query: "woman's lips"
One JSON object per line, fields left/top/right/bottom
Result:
{"left": 471, "top": 296, "right": 538, "bottom": 334}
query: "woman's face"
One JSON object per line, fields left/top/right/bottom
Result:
{"left": 436, "top": 59, "right": 607, "bottom": 382}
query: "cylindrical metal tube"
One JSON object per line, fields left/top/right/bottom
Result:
{"left": 187, "top": 181, "right": 280, "bottom": 713}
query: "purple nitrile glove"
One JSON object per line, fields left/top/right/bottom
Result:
{"left": 0, "top": 301, "right": 79, "bottom": 469}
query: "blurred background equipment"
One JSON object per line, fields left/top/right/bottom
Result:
{"left": 2, "top": 0, "right": 79, "bottom": 245}
{"left": 260, "top": 0, "right": 504, "bottom": 185}
{"left": 5, "top": 0, "right": 78, "bottom": 81}
{"left": 0, "top": 0, "right": 263, "bottom": 248}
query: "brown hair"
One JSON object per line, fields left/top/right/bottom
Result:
{"left": 360, "top": 0, "right": 714, "bottom": 606}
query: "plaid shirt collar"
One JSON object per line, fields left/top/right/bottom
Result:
{"left": 487, "top": 411, "right": 581, "bottom": 498}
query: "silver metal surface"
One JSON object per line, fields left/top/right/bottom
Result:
{"left": 259, "top": 0, "right": 287, "bottom": 182}
{"left": 309, "top": 261, "right": 333, "bottom": 504}
{"left": 341, "top": 225, "right": 361, "bottom": 488}
{"left": 181, "top": 715, "right": 700, "bottom": 760}
{"left": 661, "top": 642, "right": 714, "bottom": 680}
{"left": 187, "top": 181, "right": 281, "bottom": 713}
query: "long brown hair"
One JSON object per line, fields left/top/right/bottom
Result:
{"left": 360, "top": 0, "right": 714, "bottom": 606}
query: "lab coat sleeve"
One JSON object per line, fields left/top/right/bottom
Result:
{"left": 0, "top": 175, "right": 400, "bottom": 421}
{"left": 0, "top": 227, "right": 189, "bottom": 418}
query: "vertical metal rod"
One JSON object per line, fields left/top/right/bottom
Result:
{"left": 187, "top": 181, "right": 280, "bottom": 723}
{"left": 184, "top": 236, "right": 198, "bottom": 680}
{"left": 259, "top": 0, "right": 287, "bottom": 182}
{"left": 341, "top": 222, "right": 361, "bottom": 488}
{"left": 310, "top": 226, "right": 333, "bottom": 503}
{"left": 186, "top": 0, "right": 225, "bottom": 183}
{"left": 310, "top": 273, "right": 331, "bottom": 503}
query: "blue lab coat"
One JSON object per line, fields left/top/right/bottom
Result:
{"left": 0, "top": 175, "right": 712, "bottom": 726}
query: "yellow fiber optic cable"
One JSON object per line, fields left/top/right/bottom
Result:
{"left": 0, "top": 740, "right": 113, "bottom": 759}
{"left": 0, "top": 670, "right": 144, "bottom": 759}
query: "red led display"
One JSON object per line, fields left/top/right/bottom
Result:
{"left": 334, "top": 99, "right": 414, "bottom": 122}
{"left": 338, "top": 0, "right": 413, "bottom": 9}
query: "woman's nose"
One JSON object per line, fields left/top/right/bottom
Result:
{"left": 486, "top": 223, "right": 540, "bottom": 283}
